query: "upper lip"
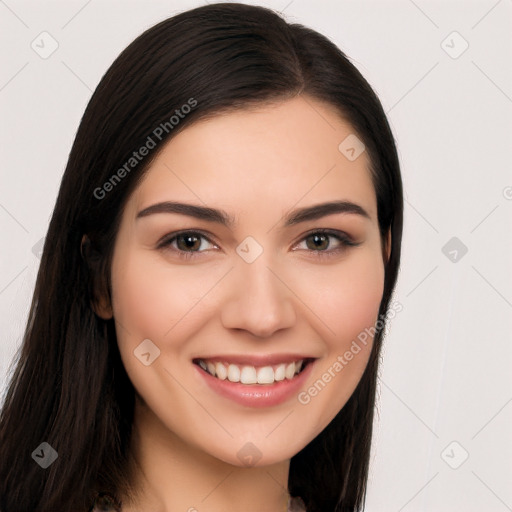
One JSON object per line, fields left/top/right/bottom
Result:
{"left": 193, "top": 353, "right": 317, "bottom": 366}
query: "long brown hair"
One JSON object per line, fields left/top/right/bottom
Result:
{"left": 0, "top": 3, "right": 403, "bottom": 511}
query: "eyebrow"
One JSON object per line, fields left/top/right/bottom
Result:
{"left": 136, "top": 200, "right": 371, "bottom": 227}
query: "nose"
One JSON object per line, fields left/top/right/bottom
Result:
{"left": 220, "top": 257, "right": 296, "bottom": 338}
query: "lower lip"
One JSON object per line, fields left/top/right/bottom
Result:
{"left": 194, "top": 361, "right": 315, "bottom": 408}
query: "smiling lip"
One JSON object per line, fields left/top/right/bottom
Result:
{"left": 192, "top": 353, "right": 316, "bottom": 366}
{"left": 193, "top": 357, "right": 316, "bottom": 408}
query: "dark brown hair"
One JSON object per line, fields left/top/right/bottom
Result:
{"left": 0, "top": 3, "right": 403, "bottom": 511}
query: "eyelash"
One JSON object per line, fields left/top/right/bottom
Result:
{"left": 157, "top": 229, "right": 361, "bottom": 260}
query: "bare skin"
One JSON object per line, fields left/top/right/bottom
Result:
{"left": 95, "top": 94, "right": 390, "bottom": 512}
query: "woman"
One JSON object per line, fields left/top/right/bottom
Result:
{"left": 0, "top": 3, "right": 403, "bottom": 511}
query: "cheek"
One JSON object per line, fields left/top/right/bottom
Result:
{"left": 110, "top": 253, "right": 167, "bottom": 342}
{"left": 109, "top": 249, "right": 212, "bottom": 404}
{"left": 299, "top": 247, "right": 385, "bottom": 346}
{"left": 329, "top": 250, "right": 384, "bottom": 364}
{"left": 335, "top": 255, "right": 384, "bottom": 342}
{"left": 110, "top": 249, "right": 207, "bottom": 344}
{"left": 294, "top": 248, "right": 384, "bottom": 421}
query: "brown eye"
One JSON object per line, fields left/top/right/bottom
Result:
{"left": 175, "top": 233, "right": 202, "bottom": 252}
{"left": 294, "top": 229, "right": 360, "bottom": 258}
{"left": 158, "top": 230, "right": 217, "bottom": 259}
{"left": 305, "top": 233, "right": 330, "bottom": 251}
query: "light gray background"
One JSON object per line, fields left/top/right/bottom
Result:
{"left": 1, "top": 0, "right": 511, "bottom": 510}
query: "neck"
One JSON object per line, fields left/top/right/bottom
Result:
{"left": 120, "top": 396, "right": 290, "bottom": 512}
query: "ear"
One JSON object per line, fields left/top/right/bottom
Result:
{"left": 81, "top": 234, "right": 113, "bottom": 320}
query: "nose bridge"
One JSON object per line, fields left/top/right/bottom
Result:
{"left": 220, "top": 250, "right": 296, "bottom": 338}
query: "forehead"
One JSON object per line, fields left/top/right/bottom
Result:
{"left": 129, "top": 95, "right": 377, "bottom": 226}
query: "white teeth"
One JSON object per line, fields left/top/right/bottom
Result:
{"left": 240, "top": 366, "right": 257, "bottom": 384}
{"left": 227, "top": 364, "right": 240, "bottom": 382}
{"left": 285, "top": 362, "right": 296, "bottom": 380}
{"left": 206, "top": 361, "right": 216, "bottom": 376}
{"left": 215, "top": 362, "right": 227, "bottom": 380}
{"left": 274, "top": 364, "right": 286, "bottom": 381}
{"left": 198, "top": 359, "right": 305, "bottom": 384}
{"left": 257, "top": 366, "right": 274, "bottom": 384}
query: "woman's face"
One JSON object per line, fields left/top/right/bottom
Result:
{"left": 104, "top": 95, "right": 387, "bottom": 467}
